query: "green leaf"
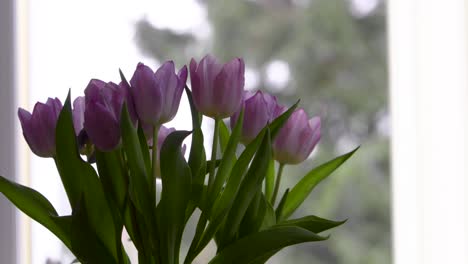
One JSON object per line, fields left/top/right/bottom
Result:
{"left": 120, "top": 104, "right": 157, "bottom": 259}
{"left": 95, "top": 150, "right": 129, "bottom": 263}
{"left": 95, "top": 150, "right": 127, "bottom": 212}
{"left": 185, "top": 86, "right": 207, "bottom": 208}
{"left": 120, "top": 104, "right": 152, "bottom": 215}
{"left": 159, "top": 130, "right": 192, "bottom": 264}
{"left": 275, "top": 215, "right": 346, "bottom": 234}
{"left": 275, "top": 188, "right": 289, "bottom": 222}
{"left": 218, "top": 120, "right": 231, "bottom": 153}
{"left": 55, "top": 92, "right": 118, "bottom": 259}
{"left": 260, "top": 195, "right": 276, "bottom": 230}
{"left": 264, "top": 157, "right": 275, "bottom": 202}
{"left": 0, "top": 176, "right": 71, "bottom": 250}
{"left": 218, "top": 128, "right": 271, "bottom": 248}
{"left": 70, "top": 196, "right": 116, "bottom": 263}
{"left": 210, "top": 128, "right": 267, "bottom": 219}
{"left": 207, "top": 107, "right": 244, "bottom": 215}
{"left": 239, "top": 190, "right": 266, "bottom": 238}
{"left": 184, "top": 129, "right": 269, "bottom": 263}
{"left": 280, "top": 147, "right": 359, "bottom": 220}
{"left": 209, "top": 226, "right": 327, "bottom": 264}
{"left": 137, "top": 125, "right": 152, "bottom": 176}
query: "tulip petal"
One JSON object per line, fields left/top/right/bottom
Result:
{"left": 84, "top": 101, "right": 121, "bottom": 152}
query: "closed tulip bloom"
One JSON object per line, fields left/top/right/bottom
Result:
{"left": 152, "top": 126, "right": 186, "bottom": 177}
{"left": 72, "top": 96, "right": 85, "bottom": 136}
{"left": 130, "top": 61, "right": 187, "bottom": 126}
{"left": 190, "top": 55, "right": 245, "bottom": 118}
{"left": 230, "top": 90, "right": 279, "bottom": 144}
{"left": 18, "top": 97, "right": 62, "bottom": 158}
{"left": 273, "top": 109, "right": 321, "bottom": 164}
{"left": 156, "top": 126, "right": 176, "bottom": 154}
{"left": 84, "top": 79, "right": 125, "bottom": 151}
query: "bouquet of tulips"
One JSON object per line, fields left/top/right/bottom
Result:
{"left": 0, "top": 55, "right": 357, "bottom": 264}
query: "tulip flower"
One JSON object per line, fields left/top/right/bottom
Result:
{"left": 151, "top": 126, "right": 186, "bottom": 177}
{"left": 72, "top": 96, "right": 85, "bottom": 136}
{"left": 273, "top": 109, "right": 321, "bottom": 164}
{"left": 130, "top": 61, "right": 187, "bottom": 126}
{"left": 18, "top": 97, "right": 62, "bottom": 158}
{"left": 189, "top": 55, "right": 245, "bottom": 119}
{"left": 230, "top": 90, "right": 279, "bottom": 144}
{"left": 83, "top": 79, "right": 125, "bottom": 152}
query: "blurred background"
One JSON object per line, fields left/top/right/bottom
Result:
{"left": 2, "top": 0, "right": 390, "bottom": 263}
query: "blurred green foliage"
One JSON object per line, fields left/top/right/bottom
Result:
{"left": 135, "top": 0, "right": 390, "bottom": 263}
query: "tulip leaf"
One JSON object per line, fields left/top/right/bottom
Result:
{"left": 218, "top": 120, "right": 230, "bottom": 153}
{"left": 120, "top": 104, "right": 158, "bottom": 259}
{"left": 218, "top": 128, "right": 271, "bottom": 249}
{"left": 207, "top": 107, "right": 244, "bottom": 214}
{"left": 137, "top": 125, "right": 152, "bottom": 176}
{"left": 260, "top": 195, "right": 276, "bottom": 230}
{"left": 159, "top": 130, "right": 192, "bottom": 264}
{"left": 239, "top": 190, "right": 267, "bottom": 238}
{"left": 184, "top": 128, "right": 269, "bottom": 263}
{"left": 184, "top": 86, "right": 207, "bottom": 227}
{"left": 184, "top": 86, "right": 207, "bottom": 188}
{"left": 274, "top": 215, "right": 346, "bottom": 234}
{"left": 55, "top": 92, "right": 118, "bottom": 259}
{"left": 0, "top": 175, "right": 71, "bottom": 250}
{"left": 264, "top": 157, "right": 275, "bottom": 202}
{"left": 280, "top": 147, "right": 360, "bottom": 220}
{"left": 70, "top": 196, "right": 116, "bottom": 263}
{"left": 275, "top": 188, "right": 289, "bottom": 222}
{"left": 120, "top": 104, "right": 152, "bottom": 216}
{"left": 95, "top": 150, "right": 127, "bottom": 213}
{"left": 209, "top": 226, "right": 327, "bottom": 264}
{"left": 95, "top": 150, "right": 129, "bottom": 263}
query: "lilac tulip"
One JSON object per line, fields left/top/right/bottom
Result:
{"left": 130, "top": 61, "right": 187, "bottom": 126}
{"left": 151, "top": 126, "right": 186, "bottom": 177}
{"left": 72, "top": 96, "right": 85, "bottom": 136}
{"left": 190, "top": 55, "right": 245, "bottom": 119}
{"left": 273, "top": 109, "right": 321, "bottom": 164}
{"left": 83, "top": 79, "right": 125, "bottom": 152}
{"left": 18, "top": 97, "right": 62, "bottom": 158}
{"left": 230, "top": 90, "right": 279, "bottom": 144}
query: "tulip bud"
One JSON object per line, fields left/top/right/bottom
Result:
{"left": 130, "top": 61, "right": 187, "bottom": 126}
{"left": 190, "top": 55, "right": 245, "bottom": 119}
{"left": 151, "top": 126, "right": 186, "bottom": 177}
{"left": 18, "top": 97, "right": 63, "bottom": 158}
{"left": 273, "top": 109, "right": 321, "bottom": 164}
{"left": 230, "top": 90, "right": 279, "bottom": 144}
{"left": 83, "top": 79, "right": 125, "bottom": 152}
{"left": 72, "top": 96, "right": 85, "bottom": 136}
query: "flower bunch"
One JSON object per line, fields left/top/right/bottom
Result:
{"left": 1, "top": 55, "right": 358, "bottom": 264}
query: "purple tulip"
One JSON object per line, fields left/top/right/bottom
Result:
{"left": 72, "top": 96, "right": 85, "bottom": 136}
{"left": 230, "top": 90, "right": 279, "bottom": 144}
{"left": 83, "top": 79, "right": 125, "bottom": 152}
{"left": 156, "top": 126, "right": 176, "bottom": 153}
{"left": 151, "top": 126, "right": 186, "bottom": 177}
{"left": 273, "top": 109, "right": 321, "bottom": 164}
{"left": 190, "top": 55, "right": 245, "bottom": 119}
{"left": 18, "top": 97, "right": 62, "bottom": 157}
{"left": 130, "top": 61, "right": 187, "bottom": 126}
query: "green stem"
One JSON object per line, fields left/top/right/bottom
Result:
{"left": 207, "top": 118, "right": 220, "bottom": 191}
{"left": 271, "top": 163, "right": 285, "bottom": 205}
{"left": 151, "top": 125, "right": 160, "bottom": 205}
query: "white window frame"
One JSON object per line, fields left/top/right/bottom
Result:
{"left": 0, "top": 0, "right": 18, "bottom": 263}
{"left": 0, "top": 1, "right": 30, "bottom": 263}
{"left": 389, "top": 1, "right": 468, "bottom": 263}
